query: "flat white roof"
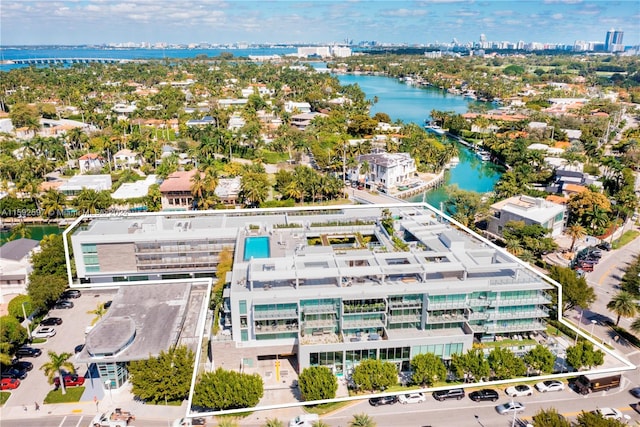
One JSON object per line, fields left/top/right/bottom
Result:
{"left": 112, "top": 175, "right": 158, "bottom": 200}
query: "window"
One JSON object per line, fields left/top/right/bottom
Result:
{"left": 82, "top": 244, "right": 97, "bottom": 254}
{"left": 239, "top": 300, "right": 247, "bottom": 315}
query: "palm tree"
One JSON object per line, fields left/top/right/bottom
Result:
{"left": 584, "top": 205, "right": 609, "bottom": 234}
{"left": 631, "top": 317, "right": 640, "bottom": 334}
{"left": 9, "top": 222, "right": 31, "bottom": 240}
{"left": 87, "top": 303, "right": 107, "bottom": 326}
{"left": 349, "top": 413, "right": 377, "bottom": 427}
{"left": 263, "top": 419, "right": 284, "bottom": 427}
{"left": 40, "top": 351, "right": 75, "bottom": 394}
{"left": 41, "top": 189, "right": 67, "bottom": 218}
{"left": 565, "top": 224, "right": 586, "bottom": 252}
{"left": 606, "top": 291, "right": 639, "bottom": 326}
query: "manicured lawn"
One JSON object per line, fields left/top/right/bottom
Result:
{"left": 479, "top": 339, "right": 537, "bottom": 348}
{"left": 0, "top": 392, "right": 11, "bottom": 405}
{"left": 305, "top": 400, "right": 354, "bottom": 415}
{"left": 43, "top": 387, "right": 85, "bottom": 404}
{"left": 612, "top": 230, "right": 639, "bottom": 249}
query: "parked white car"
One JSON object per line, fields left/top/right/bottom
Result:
{"left": 505, "top": 384, "right": 534, "bottom": 397}
{"left": 535, "top": 380, "right": 565, "bottom": 393}
{"left": 593, "top": 408, "right": 622, "bottom": 420}
{"left": 398, "top": 392, "right": 426, "bottom": 404}
{"left": 32, "top": 327, "right": 56, "bottom": 339}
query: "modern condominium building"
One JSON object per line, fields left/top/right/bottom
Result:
{"left": 67, "top": 204, "right": 554, "bottom": 377}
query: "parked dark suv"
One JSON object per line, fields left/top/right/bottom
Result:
{"left": 368, "top": 395, "right": 399, "bottom": 406}
{"left": 1, "top": 367, "right": 28, "bottom": 380}
{"left": 61, "top": 289, "right": 81, "bottom": 299}
{"left": 433, "top": 388, "right": 465, "bottom": 401}
{"left": 469, "top": 388, "right": 499, "bottom": 402}
{"left": 15, "top": 347, "right": 42, "bottom": 358}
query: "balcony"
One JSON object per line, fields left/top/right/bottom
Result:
{"left": 467, "top": 298, "right": 496, "bottom": 307}
{"left": 254, "top": 308, "right": 298, "bottom": 320}
{"left": 495, "top": 294, "right": 552, "bottom": 306}
{"left": 466, "top": 311, "right": 490, "bottom": 321}
{"left": 427, "top": 313, "right": 466, "bottom": 323}
{"left": 342, "top": 303, "right": 386, "bottom": 314}
{"left": 427, "top": 300, "right": 468, "bottom": 310}
{"left": 136, "top": 256, "right": 218, "bottom": 265}
{"left": 302, "top": 304, "right": 337, "bottom": 314}
{"left": 489, "top": 308, "right": 549, "bottom": 320}
{"left": 341, "top": 318, "right": 385, "bottom": 329}
{"left": 302, "top": 319, "right": 337, "bottom": 329}
{"left": 387, "top": 314, "right": 421, "bottom": 323}
{"left": 388, "top": 300, "right": 422, "bottom": 309}
{"left": 255, "top": 323, "right": 299, "bottom": 334}
{"left": 486, "top": 321, "right": 546, "bottom": 333}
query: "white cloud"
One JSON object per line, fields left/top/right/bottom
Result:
{"left": 551, "top": 13, "right": 563, "bottom": 20}
{"left": 381, "top": 8, "right": 427, "bottom": 17}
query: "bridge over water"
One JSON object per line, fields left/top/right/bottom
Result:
{"left": 2, "top": 57, "right": 137, "bottom": 65}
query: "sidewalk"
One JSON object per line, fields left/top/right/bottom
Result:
{"left": 0, "top": 384, "right": 186, "bottom": 422}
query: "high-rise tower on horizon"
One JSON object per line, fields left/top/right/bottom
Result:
{"left": 605, "top": 28, "right": 624, "bottom": 52}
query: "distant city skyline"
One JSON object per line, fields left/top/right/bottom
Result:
{"left": 1, "top": 0, "right": 638, "bottom": 47}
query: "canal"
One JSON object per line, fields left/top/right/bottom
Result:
{"left": 1, "top": 223, "right": 63, "bottom": 244}
{"left": 336, "top": 73, "right": 503, "bottom": 206}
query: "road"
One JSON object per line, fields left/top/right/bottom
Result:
{"left": 4, "top": 379, "right": 638, "bottom": 427}
{"left": 582, "top": 227, "right": 640, "bottom": 333}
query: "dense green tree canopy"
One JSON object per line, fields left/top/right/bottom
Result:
{"left": 549, "top": 266, "right": 596, "bottom": 312}
{"left": 531, "top": 408, "right": 571, "bottom": 427}
{"left": 7, "top": 294, "right": 33, "bottom": 322}
{"left": 487, "top": 347, "right": 526, "bottom": 380}
{"left": 193, "top": 368, "right": 264, "bottom": 410}
{"left": 129, "top": 346, "right": 195, "bottom": 404}
{"left": 351, "top": 359, "right": 397, "bottom": 392}
{"left": 0, "top": 315, "right": 28, "bottom": 347}
{"left": 409, "top": 353, "right": 447, "bottom": 387}
{"left": 523, "top": 345, "right": 556, "bottom": 374}
{"left": 566, "top": 341, "right": 605, "bottom": 371}
{"left": 450, "top": 348, "right": 490, "bottom": 383}
{"left": 297, "top": 366, "right": 338, "bottom": 402}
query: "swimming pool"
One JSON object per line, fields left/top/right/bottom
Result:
{"left": 244, "top": 236, "right": 270, "bottom": 261}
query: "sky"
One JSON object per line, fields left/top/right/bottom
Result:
{"left": 1, "top": 0, "right": 638, "bottom": 46}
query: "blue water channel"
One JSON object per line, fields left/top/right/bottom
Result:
{"left": 335, "top": 74, "right": 503, "bottom": 207}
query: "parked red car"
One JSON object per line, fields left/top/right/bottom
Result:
{"left": 53, "top": 374, "right": 85, "bottom": 388}
{"left": 1, "top": 378, "right": 21, "bottom": 390}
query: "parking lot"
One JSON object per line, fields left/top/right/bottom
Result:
{"left": 6, "top": 288, "right": 118, "bottom": 408}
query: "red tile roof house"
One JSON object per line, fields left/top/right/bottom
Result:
{"left": 159, "top": 170, "right": 202, "bottom": 211}
{"left": 78, "top": 153, "right": 105, "bottom": 174}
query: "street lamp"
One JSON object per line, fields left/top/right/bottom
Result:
{"left": 574, "top": 308, "right": 584, "bottom": 346}
{"left": 590, "top": 319, "right": 597, "bottom": 339}
{"left": 21, "top": 302, "right": 32, "bottom": 340}
{"left": 105, "top": 380, "right": 113, "bottom": 404}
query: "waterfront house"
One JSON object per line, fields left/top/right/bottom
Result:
{"left": 291, "top": 112, "right": 326, "bottom": 131}
{"left": 284, "top": 101, "right": 312, "bottom": 114}
{"left": 350, "top": 152, "right": 417, "bottom": 192}
{"left": 112, "top": 175, "right": 158, "bottom": 211}
{"left": 488, "top": 195, "right": 567, "bottom": 237}
{"left": 159, "top": 169, "right": 199, "bottom": 211}
{"left": 214, "top": 177, "right": 242, "bottom": 206}
{"left": 0, "top": 238, "right": 40, "bottom": 302}
{"left": 59, "top": 174, "right": 112, "bottom": 197}
{"left": 113, "top": 149, "right": 142, "bottom": 170}
{"left": 78, "top": 153, "right": 106, "bottom": 174}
